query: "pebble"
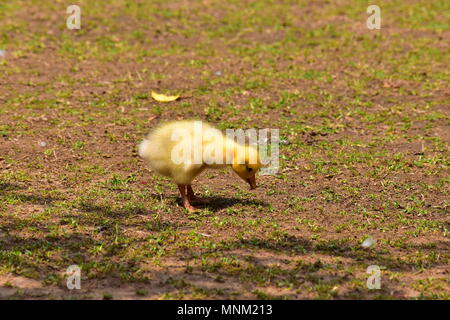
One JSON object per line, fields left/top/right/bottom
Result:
{"left": 361, "top": 236, "right": 376, "bottom": 248}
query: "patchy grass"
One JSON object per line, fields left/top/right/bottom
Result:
{"left": 0, "top": 0, "right": 448, "bottom": 299}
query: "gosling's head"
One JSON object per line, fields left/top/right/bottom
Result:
{"left": 231, "top": 145, "right": 261, "bottom": 189}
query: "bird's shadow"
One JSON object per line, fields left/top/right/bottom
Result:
{"left": 198, "top": 195, "right": 268, "bottom": 212}
{"left": 149, "top": 193, "right": 268, "bottom": 212}
{"left": 0, "top": 182, "right": 64, "bottom": 205}
{"left": 0, "top": 182, "right": 24, "bottom": 193}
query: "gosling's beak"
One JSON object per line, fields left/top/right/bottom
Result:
{"left": 247, "top": 175, "right": 257, "bottom": 190}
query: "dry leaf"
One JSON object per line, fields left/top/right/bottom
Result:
{"left": 151, "top": 91, "right": 180, "bottom": 102}
{"left": 383, "top": 80, "right": 400, "bottom": 89}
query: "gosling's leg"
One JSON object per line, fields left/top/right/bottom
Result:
{"left": 178, "top": 184, "right": 197, "bottom": 212}
{"left": 187, "top": 185, "right": 209, "bottom": 204}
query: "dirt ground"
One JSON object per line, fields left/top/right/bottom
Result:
{"left": 0, "top": 1, "right": 449, "bottom": 299}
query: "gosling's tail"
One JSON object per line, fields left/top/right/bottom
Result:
{"left": 138, "top": 139, "right": 151, "bottom": 159}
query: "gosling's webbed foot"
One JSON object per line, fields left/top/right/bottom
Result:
{"left": 183, "top": 201, "right": 198, "bottom": 212}
{"left": 187, "top": 185, "right": 209, "bottom": 204}
{"left": 178, "top": 184, "right": 198, "bottom": 213}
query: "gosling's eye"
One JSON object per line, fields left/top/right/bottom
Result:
{"left": 246, "top": 167, "right": 253, "bottom": 172}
